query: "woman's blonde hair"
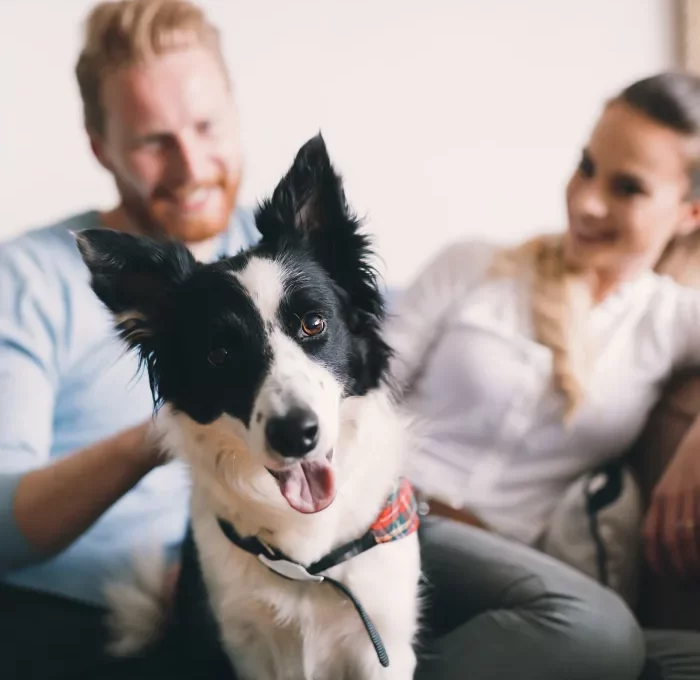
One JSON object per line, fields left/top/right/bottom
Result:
{"left": 75, "top": 0, "right": 228, "bottom": 136}
{"left": 494, "top": 72, "right": 700, "bottom": 420}
{"left": 492, "top": 235, "right": 592, "bottom": 421}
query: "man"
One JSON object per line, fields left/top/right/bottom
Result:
{"left": 0, "top": 1, "right": 257, "bottom": 677}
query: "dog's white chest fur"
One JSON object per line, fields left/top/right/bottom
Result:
{"left": 194, "top": 510, "right": 420, "bottom": 680}
{"left": 176, "top": 391, "right": 422, "bottom": 680}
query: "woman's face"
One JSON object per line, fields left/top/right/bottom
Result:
{"left": 564, "top": 101, "right": 700, "bottom": 279}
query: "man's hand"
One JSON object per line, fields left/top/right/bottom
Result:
{"left": 643, "top": 436, "right": 700, "bottom": 583}
{"left": 127, "top": 420, "right": 169, "bottom": 472}
{"left": 14, "top": 420, "right": 167, "bottom": 558}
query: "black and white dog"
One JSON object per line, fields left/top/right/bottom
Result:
{"left": 77, "top": 136, "right": 422, "bottom": 679}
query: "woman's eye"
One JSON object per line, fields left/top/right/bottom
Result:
{"left": 300, "top": 313, "right": 326, "bottom": 337}
{"left": 578, "top": 153, "right": 595, "bottom": 179}
{"left": 612, "top": 177, "right": 644, "bottom": 197}
{"left": 207, "top": 347, "right": 229, "bottom": 366}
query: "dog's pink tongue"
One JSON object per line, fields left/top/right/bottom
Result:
{"left": 277, "top": 459, "right": 336, "bottom": 514}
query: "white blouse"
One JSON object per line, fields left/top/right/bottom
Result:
{"left": 386, "top": 241, "right": 700, "bottom": 545}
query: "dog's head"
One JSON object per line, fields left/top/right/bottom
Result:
{"left": 77, "top": 135, "right": 390, "bottom": 515}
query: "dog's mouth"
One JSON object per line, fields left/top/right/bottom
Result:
{"left": 266, "top": 450, "right": 335, "bottom": 514}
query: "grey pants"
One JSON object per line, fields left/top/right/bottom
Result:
{"left": 2, "top": 518, "right": 699, "bottom": 679}
{"left": 415, "top": 516, "right": 700, "bottom": 680}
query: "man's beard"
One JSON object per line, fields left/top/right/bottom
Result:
{"left": 118, "top": 170, "right": 241, "bottom": 244}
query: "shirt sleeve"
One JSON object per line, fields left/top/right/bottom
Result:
{"left": 237, "top": 206, "right": 261, "bottom": 249}
{"left": 0, "top": 244, "right": 64, "bottom": 572}
{"left": 383, "top": 241, "right": 494, "bottom": 396}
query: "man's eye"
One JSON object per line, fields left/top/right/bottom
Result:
{"left": 136, "top": 135, "right": 167, "bottom": 150}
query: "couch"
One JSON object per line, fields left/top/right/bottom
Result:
{"left": 629, "top": 369, "right": 700, "bottom": 631}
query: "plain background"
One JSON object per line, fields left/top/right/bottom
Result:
{"left": 0, "top": 0, "right": 677, "bottom": 285}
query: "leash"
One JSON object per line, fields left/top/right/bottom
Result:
{"left": 216, "top": 478, "right": 419, "bottom": 668}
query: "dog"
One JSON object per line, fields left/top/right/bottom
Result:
{"left": 76, "top": 135, "right": 422, "bottom": 680}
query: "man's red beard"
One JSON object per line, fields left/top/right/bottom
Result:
{"left": 118, "top": 170, "right": 241, "bottom": 243}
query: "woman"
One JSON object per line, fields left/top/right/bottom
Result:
{"left": 389, "top": 72, "right": 700, "bottom": 680}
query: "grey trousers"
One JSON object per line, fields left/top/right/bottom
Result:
{"left": 2, "top": 518, "right": 699, "bottom": 679}
{"left": 415, "top": 516, "right": 700, "bottom": 680}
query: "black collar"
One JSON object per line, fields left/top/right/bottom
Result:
{"left": 216, "top": 517, "right": 390, "bottom": 668}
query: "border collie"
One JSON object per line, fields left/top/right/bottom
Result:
{"left": 77, "top": 135, "right": 422, "bottom": 679}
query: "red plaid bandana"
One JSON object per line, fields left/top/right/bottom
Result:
{"left": 369, "top": 477, "right": 420, "bottom": 544}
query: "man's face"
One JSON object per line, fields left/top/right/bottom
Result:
{"left": 93, "top": 46, "right": 242, "bottom": 243}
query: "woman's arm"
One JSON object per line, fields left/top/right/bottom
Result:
{"left": 384, "top": 241, "right": 494, "bottom": 397}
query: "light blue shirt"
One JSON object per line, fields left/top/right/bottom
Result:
{"left": 0, "top": 209, "right": 259, "bottom": 606}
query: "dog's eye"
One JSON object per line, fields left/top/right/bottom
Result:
{"left": 207, "top": 347, "right": 229, "bottom": 366}
{"left": 300, "top": 313, "right": 326, "bottom": 337}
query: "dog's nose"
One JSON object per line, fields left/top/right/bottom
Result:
{"left": 265, "top": 407, "right": 320, "bottom": 458}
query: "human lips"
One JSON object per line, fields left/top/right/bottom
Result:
{"left": 569, "top": 223, "right": 619, "bottom": 246}
{"left": 176, "top": 185, "right": 221, "bottom": 213}
{"left": 158, "top": 183, "right": 222, "bottom": 214}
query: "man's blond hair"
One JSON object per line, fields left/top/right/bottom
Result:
{"left": 75, "top": 0, "right": 229, "bottom": 136}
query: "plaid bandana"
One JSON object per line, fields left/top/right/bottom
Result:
{"left": 369, "top": 477, "right": 420, "bottom": 545}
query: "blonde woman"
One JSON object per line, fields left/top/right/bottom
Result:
{"left": 389, "top": 72, "right": 700, "bottom": 680}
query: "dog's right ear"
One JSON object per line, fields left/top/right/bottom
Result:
{"left": 75, "top": 229, "right": 196, "bottom": 348}
{"left": 254, "top": 133, "right": 348, "bottom": 245}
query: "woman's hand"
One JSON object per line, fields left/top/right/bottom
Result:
{"left": 643, "top": 433, "right": 700, "bottom": 582}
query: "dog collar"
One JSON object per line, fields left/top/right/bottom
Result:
{"left": 216, "top": 477, "right": 419, "bottom": 668}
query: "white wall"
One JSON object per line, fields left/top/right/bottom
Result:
{"left": 0, "top": 0, "right": 676, "bottom": 286}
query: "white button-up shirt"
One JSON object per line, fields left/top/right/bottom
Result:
{"left": 386, "top": 241, "right": 700, "bottom": 545}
